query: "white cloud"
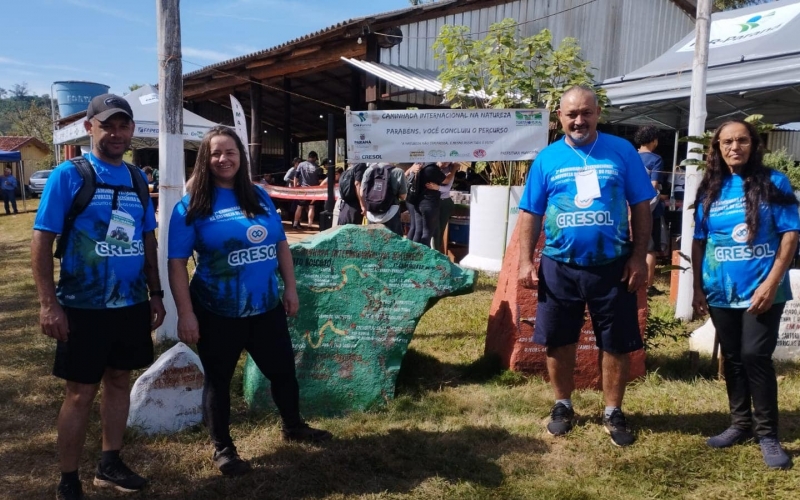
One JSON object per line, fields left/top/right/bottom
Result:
{"left": 182, "top": 47, "right": 236, "bottom": 62}
{"left": 65, "top": 0, "right": 150, "bottom": 25}
{"left": 0, "top": 56, "right": 81, "bottom": 73}
{"left": 228, "top": 44, "right": 260, "bottom": 55}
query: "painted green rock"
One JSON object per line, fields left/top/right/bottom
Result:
{"left": 243, "top": 224, "right": 475, "bottom": 416}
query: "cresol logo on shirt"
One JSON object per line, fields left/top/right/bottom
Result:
{"left": 574, "top": 194, "right": 594, "bottom": 209}
{"left": 95, "top": 240, "right": 145, "bottom": 257}
{"left": 556, "top": 211, "right": 613, "bottom": 228}
{"left": 715, "top": 244, "right": 774, "bottom": 262}
{"left": 731, "top": 223, "right": 749, "bottom": 243}
{"left": 247, "top": 225, "right": 268, "bottom": 244}
{"left": 228, "top": 244, "right": 278, "bottom": 266}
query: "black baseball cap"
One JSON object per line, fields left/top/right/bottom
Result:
{"left": 86, "top": 94, "right": 134, "bottom": 122}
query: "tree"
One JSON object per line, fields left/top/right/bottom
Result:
{"left": 11, "top": 83, "right": 29, "bottom": 100}
{"left": 8, "top": 101, "right": 55, "bottom": 166}
{"left": 433, "top": 18, "right": 606, "bottom": 184}
{"left": 715, "top": 0, "right": 776, "bottom": 10}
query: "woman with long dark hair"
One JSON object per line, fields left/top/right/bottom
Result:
{"left": 168, "top": 126, "right": 331, "bottom": 476}
{"left": 692, "top": 119, "right": 799, "bottom": 469}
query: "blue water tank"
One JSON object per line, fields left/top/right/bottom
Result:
{"left": 52, "top": 81, "right": 110, "bottom": 118}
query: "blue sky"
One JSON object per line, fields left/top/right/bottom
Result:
{"left": 1, "top": 0, "right": 414, "bottom": 98}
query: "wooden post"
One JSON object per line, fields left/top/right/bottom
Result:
{"left": 283, "top": 77, "right": 292, "bottom": 171}
{"left": 249, "top": 82, "right": 262, "bottom": 180}
{"left": 155, "top": 0, "right": 184, "bottom": 342}
{"left": 364, "top": 34, "right": 378, "bottom": 105}
{"left": 675, "top": 0, "right": 711, "bottom": 321}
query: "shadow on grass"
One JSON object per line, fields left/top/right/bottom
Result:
{"left": 645, "top": 350, "right": 720, "bottom": 381}
{"left": 154, "top": 426, "right": 546, "bottom": 500}
{"left": 394, "top": 348, "right": 504, "bottom": 397}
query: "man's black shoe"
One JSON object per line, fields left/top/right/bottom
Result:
{"left": 213, "top": 446, "right": 252, "bottom": 476}
{"left": 546, "top": 402, "right": 575, "bottom": 436}
{"left": 603, "top": 409, "right": 636, "bottom": 447}
{"left": 706, "top": 426, "right": 752, "bottom": 448}
{"left": 93, "top": 458, "right": 147, "bottom": 492}
{"left": 56, "top": 480, "right": 84, "bottom": 500}
{"left": 282, "top": 422, "right": 333, "bottom": 443}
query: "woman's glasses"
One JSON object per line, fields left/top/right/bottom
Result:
{"left": 716, "top": 137, "right": 751, "bottom": 150}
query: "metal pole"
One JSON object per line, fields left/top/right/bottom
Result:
{"left": 326, "top": 113, "right": 335, "bottom": 212}
{"left": 155, "top": 0, "right": 184, "bottom": 341}
{"left": 675, "top": 0, "right": 712, "bottom": 321}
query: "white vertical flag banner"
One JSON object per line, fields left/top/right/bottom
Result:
{"left": 229, "top": 94, "right": 251, "bottom": 167}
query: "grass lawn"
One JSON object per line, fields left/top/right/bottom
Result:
{"left": 3, "top": 207, "right": 800, "bottom": 499}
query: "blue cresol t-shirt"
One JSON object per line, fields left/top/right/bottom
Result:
{"left": 519, "top": 133, "right": 656, "bottom": 266}
{"left": 694, "top": 171, "right": 800, "bottom": 308}
{"left": 33, "top": 153, "right": 157, "bottom": 309}
{"left": 168, "top": 186, "right": 286, "bottom": 318}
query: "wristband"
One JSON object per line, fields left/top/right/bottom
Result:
{"left": 149, "top": 290, "right": 165, "bottom": 298}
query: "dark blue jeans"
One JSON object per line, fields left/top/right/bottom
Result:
{"left": 2, "top": 190, "right": 17, "bottom": 214}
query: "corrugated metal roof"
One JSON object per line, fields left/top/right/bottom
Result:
{"left": 341, "top": 58, "right": 442, "bottom": 93}
{"left": 183, "top": 0, "right": 449, "bottom": 79}
{"left": 185, "top": 0, "right": 698, "bottom": 82}
{"left": 777, "top": 122, "right": 800, "bottom": 131}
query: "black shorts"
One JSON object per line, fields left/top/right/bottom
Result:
{"left": 534, "top": 255, "right": 643, "bottom": 354}
{"left": 53, "top": 302, "right": 154, "bottom": 384}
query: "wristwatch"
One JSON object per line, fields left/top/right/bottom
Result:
{"left": 149, "top": 289, "right": 165, "bottom": 298}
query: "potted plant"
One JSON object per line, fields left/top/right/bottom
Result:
{"left": 433, "top": 18, "right": 608, "bottom": 271}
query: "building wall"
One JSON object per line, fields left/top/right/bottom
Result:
{"left": 380, "top": 0, "right": 695, "bottom": 105}
{"left": 20, "top": 143, "right": 50, "bottom": 184}
{"left": 768, "top": 131, "right": 800, "bottom": 162}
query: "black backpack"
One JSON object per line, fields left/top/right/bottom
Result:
{"left": 54, "top": 157, "right": 151, "bottom": 259}
{"left": 339, "top": 163, "right": 366, "bottom": 205}
{"left": 406, "top": 168, "right": 423, "bottom": 205}
{"left": 362, "top": 164, "right": 396, "bottom": 214}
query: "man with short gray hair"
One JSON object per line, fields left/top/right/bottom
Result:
{"left": 517, "top": 85, "right": 655, "bottom": 447}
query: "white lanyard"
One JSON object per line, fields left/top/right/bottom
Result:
{"left": 565, "top": 133, "right": 599, "bottom": 168}
{"left": 566, "top": 134, "right": 601, "bottom": 200}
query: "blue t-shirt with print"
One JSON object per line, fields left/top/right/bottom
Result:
{"left": 168, "top": 185, "right": 286, "bottom": 318}
{"left": 520, "top": 133, "right": 656, "bottom": 266}
{"left": 33, "top": 153, "right": 157, "bottom": 309}
{"left": 693, "top": 170, "right": 800, "bottom": 308}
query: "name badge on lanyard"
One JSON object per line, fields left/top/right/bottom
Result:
{"left": 106, "top": 208, "right": 135, "bottom": 249}
{"left": 575, "top": 168, "right": 601, "bottom": 200}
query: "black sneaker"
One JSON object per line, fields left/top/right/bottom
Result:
{"left": 760, "top": 436, "right": 792, "bottom": 470}
{"left": 212, "top": 446, "right": 252, "bottom": 476}
{"left": 603, "top": 409, "right": 636, "bottom": 447}
{"left": 282, "top": 422, "right": 333, "bottom": 443}
{"left": 706, "top": 426, "right": 753, "bottom": 449}
{"left": 546, "top": 403, "right": 575, "bottom": 436}
{"left": 56, "top": 480, "right": 84, "bottom": 500}
{"left": 93, "top": 458, "right": 147, "bottom": 493}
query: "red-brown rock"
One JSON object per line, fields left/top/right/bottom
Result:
{"left": 485, "top": 223, "right": 647, "bottom": 389}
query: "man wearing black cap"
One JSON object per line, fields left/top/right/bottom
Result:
{"left": 31, "top": 94, "right": 165, "bottom": 500}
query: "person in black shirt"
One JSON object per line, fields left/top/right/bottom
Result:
{"left": 407, "top": 162, "right": 447, "bottom": 247}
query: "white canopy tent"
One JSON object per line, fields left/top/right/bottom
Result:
{"left": 52, "top": 84, "right": 220, "bottom": 150}
{"left": 602, "top": 0, "right": 800, "bottom": 130}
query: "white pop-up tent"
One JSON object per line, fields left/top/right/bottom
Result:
{"left": 53, "top": 84, "right": 220, "bottom": 149}
{"left": 602, "top": 0, "right": 800, "bottom": 129}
